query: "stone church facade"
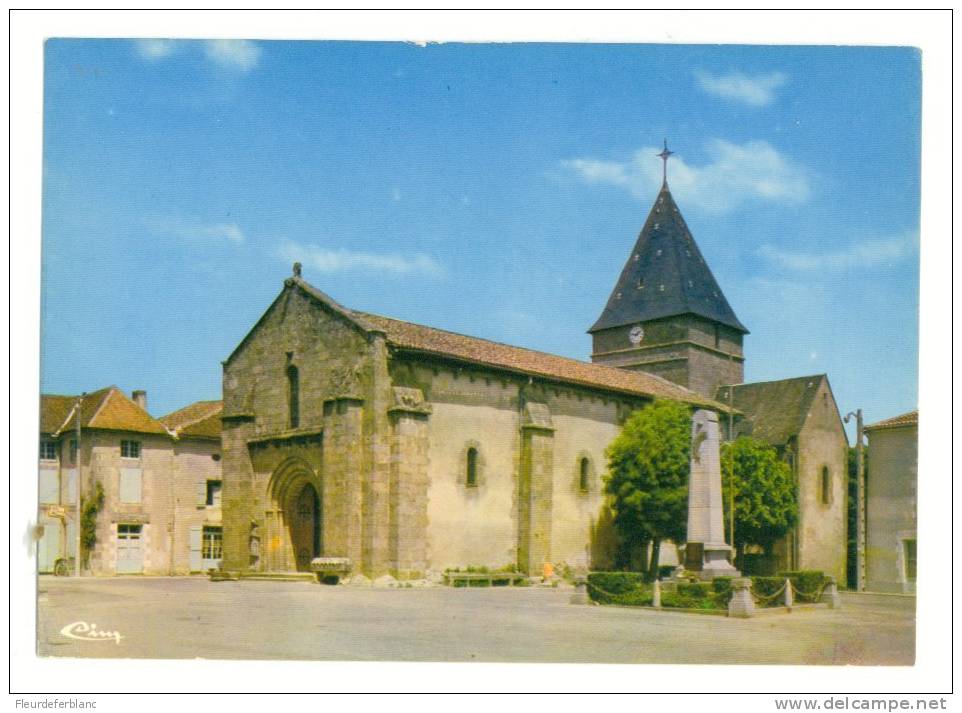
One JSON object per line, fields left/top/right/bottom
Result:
{"left": 220, "top": 177, "right": 847, "bottom": 582}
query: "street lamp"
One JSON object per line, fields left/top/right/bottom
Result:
{"left": 844, "top": 409, "right": 865, "bottom": 592}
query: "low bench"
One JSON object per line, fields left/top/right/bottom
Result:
{"left": 443, "top": 571, "right": 528, "bottom": 587}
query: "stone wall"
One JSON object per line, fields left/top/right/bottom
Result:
{"left": 591, "top": 315, "right": 743, "bottom": 399}
{"left": 221, "top": 283, "right": 378, "bottom": 574}
{"left": 865, "top": 425, "right": 917, "bottom": 593}
{"left": 795, "top": 379, "right": 848, "bottom": 583}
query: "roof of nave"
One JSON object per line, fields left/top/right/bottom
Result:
{"left": 236, "top": 269, "right": 735, "bottom": 412}
{"left": 159, "top": 400, "right": 223, "bottom": 440}
{"left": 589, "top": 184, "right": 748, "bottom": 335}
{"left": 865, "top": 409, "right": 918, "bottom": 432}
{"left": 354, "top": 310, "right": 731, "bottom": 411}
{"left": 40, "top": 387, "right": 168, "bottom": 436}
{"left": 715, "top": 375, "right": 829, "bottom": 446}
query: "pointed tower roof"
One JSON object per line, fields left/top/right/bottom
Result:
{"left": 589, "top": 183, "right": 748, "bottom": 334}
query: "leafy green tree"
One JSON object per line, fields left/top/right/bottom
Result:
{"left": 721, "top": 437, "right": 798, "bottom": 567}
{"left": 604, "top": 399, "right": 691, "bottom": 581}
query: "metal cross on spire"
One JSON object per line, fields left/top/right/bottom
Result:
{"left": 656, "top": 139, "right": 674, "bottom": 186}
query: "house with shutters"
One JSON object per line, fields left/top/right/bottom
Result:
{"left": 37, "top": 386, "right": 224, "bottom": 575}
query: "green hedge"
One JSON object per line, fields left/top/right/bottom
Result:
{"left": 779, "top": 570, "right": 826, "bottom": 598}
{"left": 586, "top": 572, "right": 651, "bottom": 605}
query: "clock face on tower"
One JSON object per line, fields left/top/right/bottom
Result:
{"left": 629, "top": 325, "right": 645, "bottom": 345}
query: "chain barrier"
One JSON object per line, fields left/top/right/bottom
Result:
{"left": 586, "top": 577, "right": 828, "bottom": 607}
{"left": 750, "top": 582, "right": 787, "bottom": 604}
{"left": 585, "top": 579, "right": 650, "bottom": 602}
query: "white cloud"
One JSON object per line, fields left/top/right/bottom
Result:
{"left": 203, "top": 40, "right": 261, "bottom": 72}
{"left": 198, "top": 223, "right": 245, "bottom": 245}
{"left": 759, "top": 232, "right": 918, "bottom": 272}
{"left": 562, "top": 139, "right": 810, "bottom": 215}
{"left": 695, "top": 70, "right": 787, "bottom": 107}
{"left": 147, "top": 218, "right": 245, "bottom": 246}
{"left": 134, "top": 39, "right": 178, "bottom": 60}
{"left": 278, "top": 240, "right": 444, "bottom": 277}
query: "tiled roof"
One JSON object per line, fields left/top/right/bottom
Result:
{"left": 865, "top": 409, "right": 918, "bottom": 432}
{"left": 590, "top": 184, "right": 748, "bottom": 334}
{"left": 356, "top": 310, "right": 731, "bottom": 411}
{"left": 40, "top": 387, "right": 168, "bottom": 436}
{"left": 715, "top": 375, "right": 826, "bottom": 446}
{"left": 160, "top": 400, "right": 223, "bottom": 440}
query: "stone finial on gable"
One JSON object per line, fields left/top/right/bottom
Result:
{"left": 293, "top": 262, "right": 302, "bottom": 278}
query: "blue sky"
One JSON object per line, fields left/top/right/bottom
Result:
{"left": 41, "top": 39, "right": 920, "bottom": 435}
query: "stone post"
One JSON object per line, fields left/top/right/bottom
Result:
{"left": 824, "top": 575, "right": 842, "bottom": 609}
{"left": 652, "top": 579, "right": 662, "bottom": 608}
{"left": 686, "top": 409, "right": 739, "bottom": 578}
{"left": 728, "top": 577, "right": 755, "bottom": 618}
{"left": 569, "top": 577, "right": 589, "bottom": 605}
{"left": 784, "top": 577, "right": 793, "bottom": 610}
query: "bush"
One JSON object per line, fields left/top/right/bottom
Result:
{"left": 657, "top": 565, "right": 676, "bottom": 580}
{"left": 750, "top": 576, "right": 785, "bottom": 607}
{"left": 712, "top": 577, "right": 734, "bottom": 601}
{"left": 661, "top": 588, "right": 725, "bottom": 611}
{"left": 587, "top": 572, "right": 649, "bottom": 605}
{"left": 779, "top": 570, "right": 826, "bottom": 599}
{"left": 676, "top": 581, "right": 712, "bottom": 599}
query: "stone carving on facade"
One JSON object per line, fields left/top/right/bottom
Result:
{"left": 388, "top": 386, "right": 432, "bottom": 416}
{"left": 328, "top": 363, "right": 363, "bottom": 399}
{"left": 522, "top": 401, "right": 554, "bottom": 430}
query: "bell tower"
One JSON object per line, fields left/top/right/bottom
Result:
{"left": 589, "top": 142, "right": 748, "bottom": 399}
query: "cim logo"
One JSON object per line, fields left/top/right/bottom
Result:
{"left": 60, "top": 621, "right": 123, "bottom": 644}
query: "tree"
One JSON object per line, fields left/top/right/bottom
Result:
{"left": 721, "top": 437, "right": 797, "bottom": 567}
{"left": 604, "top": 399, "right": 691, "bottom": 581}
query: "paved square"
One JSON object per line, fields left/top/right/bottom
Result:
{"left": 37, "top": 577, "right": 915, "bottom": 665}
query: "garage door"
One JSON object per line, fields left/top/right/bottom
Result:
{"left": 116, "top": 524, "right": 143, "bottom": 574}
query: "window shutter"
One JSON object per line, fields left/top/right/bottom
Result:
{"left": 39, "top": 469, "right": 59, "bottom": 505}
{"left": 197, "top": 480, "right": 208, "bottom": 507}
{"left": 119, "top": 468, "right": 143, "bottom": 504}
{"left": 189, "top": 525, "right": 203, "bottom": 571}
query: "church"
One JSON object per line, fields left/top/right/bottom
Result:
{"left": 219, "top": 160, "right": 847, "bottom": 583}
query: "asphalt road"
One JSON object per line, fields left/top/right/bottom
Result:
{"left": 36, "top": 577, "right": 915, "bottom": 665}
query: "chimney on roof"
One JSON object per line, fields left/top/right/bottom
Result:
{"left": 132, "top": 390, "right": 147, "bottom": 411}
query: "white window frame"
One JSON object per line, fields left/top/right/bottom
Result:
{"left": 39, "top": 440, "right": 57, "bottom": 461}
{"left": 120, "top": 440, "right": 141, "bottom": 459}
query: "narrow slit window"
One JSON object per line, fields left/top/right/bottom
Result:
{"left": 466, "top": 447, "right": 478, "bottom": 487}
{"left": 287, "top": 364, "right": 300, "bottom": 429}
{"left": 579, "top": 457, "right": 590, "bottom": 492}
{"left": 821, "top": 466, "right": 831, "bottom": 504}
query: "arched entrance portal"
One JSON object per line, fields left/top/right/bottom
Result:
{"left": 267, "top": 458, "right": 323, "bottom": 573}
{"left": 291, "top": 482, "right": 321, "bottom": 572}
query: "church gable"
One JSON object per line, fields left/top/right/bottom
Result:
{"left": 222, "top": 276, "right": 379, "bottom": 434}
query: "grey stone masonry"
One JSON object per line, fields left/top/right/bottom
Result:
{"left": 686, "top": 409, "right": 738, "bottom": 578}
